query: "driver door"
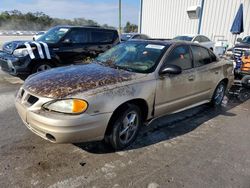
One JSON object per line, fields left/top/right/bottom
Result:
{"left": 154, "top": 45, "right": 199, "bottom": 116}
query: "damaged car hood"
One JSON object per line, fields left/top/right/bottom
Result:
{"left": 23, "top": 63, "right": 144, "bottom": 98}
{"left": 2, "top": 40, "right": 30, "bottom": 54}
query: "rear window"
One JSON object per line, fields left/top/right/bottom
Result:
{"left": 90, "top": 30, "right": 115, "bottom": 43}
{"left": 173, "top": 36, "right": 193, "bottom": 41}
{"left": 191, "top": 45, "right": 212, "bottom": 67}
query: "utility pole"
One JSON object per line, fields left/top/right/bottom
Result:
{"left": 119, "top": 0, "right": 122, "bottom": 34}
{"left": 198, "top": 0, "right": 205, "bottom": 34}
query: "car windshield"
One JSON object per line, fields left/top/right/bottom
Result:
{"left": 37, "top": 27, "right": 69, "bottom": 43}
{"left": 121, "top": 34, "right": 132, "bottom": 41}
{"left": 242, "top": 36, "right": 250, "bottom": 44}
{"left": 173, "top": 36, "right": 193, "bottom": 41}
{"left": 95, "top": 42, "right": 168, "bottom": 73}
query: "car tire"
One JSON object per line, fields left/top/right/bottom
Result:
{"left": 238, "top": 88, "right": 250, "bottom": 102}
{"left": 109, "top": 104, "right": 142, "bottom": 150}
{"left": 32, "top": 62, "right": 53, "bottom": 73}
{"left": 210, "top": 82, "right": 226, "bottom": 107}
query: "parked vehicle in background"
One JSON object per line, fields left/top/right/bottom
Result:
{"left": 233, "top": 36, "right": 250, "bottom": 73}
{"left": 121, "top": 33, "right": 150, "bottom": 42}
{"left": 174, "top": 34, "right": 215, "bottom": 51}
{"left": 0, "top": 26, "right": 119, "bottom": 78}
{"left": 15, "top": 40, "right": 234, "bottom": 150}
{"left": 33, "top": 31, "right": 46, "bottom": 41}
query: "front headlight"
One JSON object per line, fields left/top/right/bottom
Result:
{"left": 13, "top": 48, "right": 29, "bottom": 57}
{"left": 42, "top": 99, "right": 88, "bottom": 114}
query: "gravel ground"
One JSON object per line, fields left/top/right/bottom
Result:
{"left": 0, "top": 36, "right": 33, "bottom": 47}
{"left": 0, "top": 73, "right": 250, "bottom": 188}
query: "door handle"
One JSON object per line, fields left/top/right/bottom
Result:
{"left": 188, "top": 75, "right": 195, "bottom": 81}
{"left": 215, "top": 71, "right": 219, "bottom": 74}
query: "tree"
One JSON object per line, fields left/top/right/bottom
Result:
{"left": 0, "top": 10, "right": 113, "bottom": 31}
{"left": 123, "top": 21, "right": 138, "bottom": 33}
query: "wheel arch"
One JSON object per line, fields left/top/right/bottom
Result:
{"left": 28, "top": 58, "right": 59, "bottom": 72}
{"left": 104, "top": 98, "right": 149, "bottom": 136}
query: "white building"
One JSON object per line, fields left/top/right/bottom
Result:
{"left": 139, "top": 0, "right": 250, "bottom": 46}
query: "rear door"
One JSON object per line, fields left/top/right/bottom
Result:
{"left": 190, "top": 45, "right": 219, "bottom": 101}
{"left": 154, "top": 45, "right": 199, "bottom": 116}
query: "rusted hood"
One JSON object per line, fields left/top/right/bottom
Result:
{"left": 24, "top": 63, "right": 138, "bottom": 98}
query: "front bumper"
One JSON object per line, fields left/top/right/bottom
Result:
{"left": 0, "top": 50, "right": 31, "bottom": 76}
{"left": 15, "top": 91, "right": 112, "bottom": 143}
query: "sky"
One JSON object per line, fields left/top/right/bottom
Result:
{"left": 0, "top": 0, "right": 140, "bottom": 27}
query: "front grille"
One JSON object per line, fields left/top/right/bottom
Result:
{"left": 20, "top": 89, "right": 25, "bottom": 98}
{"left": 27, "top": 95, "right": 39, "bottom": 105}
{"left": 18, "top": 89, "right": 39, "bottom": 106}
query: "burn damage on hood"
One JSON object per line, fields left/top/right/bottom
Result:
{"left": 23, "top": 63, "right": 136, "bottom": 98}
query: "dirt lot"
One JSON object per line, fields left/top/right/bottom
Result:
{"left": 0, "top": 70, "right": 250, "bottom": 187}
{"left": 0, "top": 36, "right": 33, "bottom": 47}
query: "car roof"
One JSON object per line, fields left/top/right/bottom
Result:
{"left": 53, "top": 25, "right": 117, "bottom": 31}
{"left": 129, "top": 39, "right": 197, "bottom": 46}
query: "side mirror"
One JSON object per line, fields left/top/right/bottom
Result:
{"left": 160, "top": 64, "right": 182, "bottom": 75}
{"left": 62, "top": 38, "right": 72, "bottom": 44}
{"left": 237, "top": 38, "right": 242, "bottom": 43}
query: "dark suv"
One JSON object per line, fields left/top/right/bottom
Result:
{"left": 0, "top": 26, "right": 119, "bottom": 77}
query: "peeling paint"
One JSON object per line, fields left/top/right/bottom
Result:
{"left": 24, "top": 63, "right": 136, "bottom": 98}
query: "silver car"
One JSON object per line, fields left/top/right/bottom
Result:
{"left": 15, "top": 40, "right": 234, "bottom": 150}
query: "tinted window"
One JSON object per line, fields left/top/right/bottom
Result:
{"left": 65, "top": 29, "right": 88, "bottom": 43}
{"left": 132, "top": 35, "right": 141, "bottom": 39}
{"left": 121, "top": 34, "right": 132, "bottom": 41}
{"left": 37, "top": 27, "right": 69, "bottom": 44}
{"left": 90, "top": 30, "right": 114, "bottom": 43}
{"left": 200, "top": 36, "right": 210, "bottom": 42}
{"left": 209, "top": 50, "right": 217, "bottom": 62}
{"left": 242, "top": 36, "right": 250, "bottom": 44}
{"left": 166, "top": 45, "right": 192, "bottom": 70}
{"left": 173, "top": 36, "right": 193, "bottom": 41}
{"left": 193, "top": 36, "right": 201, "bottom": 42}
{"left": 191, "top": 45, "right": 212, "bottom": 67}
{"left": 141, "top": 35, "right": 149, "bottom": 39}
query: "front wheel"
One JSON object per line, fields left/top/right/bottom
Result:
{"left": 108, "top": 104, "right": 142, "bottom": 150}
{"left": 210, "top": 82, "right": 226, "bottom": 107}
{"left": 32, "top": 62, "right": 53, "bottom": 74}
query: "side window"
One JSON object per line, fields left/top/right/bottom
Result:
{"left": 90, "top": 30, "right": 115, "bottom": 43}
{"left": 193, "top": 36, "right": 201, "bottom": 42}
{"left": 133, "top": 35, "right": 141, "bottom": 39}
{"left": 201, "top": 36, "right": 210, "bottom": 42}
{"left": 141, "top": 35, "right": 149, "bottom": 39}
{"left": 65, "top": 29, "right": 88, "bottom": 44}
{"left": 209, "top": 50, "right": 217, "bottom": 62}
{"left": 166, "top": 45, "right": 192, "bottom": 70}
{"left": 191, "top": 45, "right": 212, "bottom": 67}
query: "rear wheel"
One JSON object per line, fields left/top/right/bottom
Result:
{"left": 108, "top": 104, "right": 142, "bottom": 150}
{"left": 210, "top": 82, "right": 226, "bottom": 107}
